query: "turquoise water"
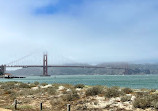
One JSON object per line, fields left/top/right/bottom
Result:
{"left": 0, "top": 75, "right": 158, "bottom": 89}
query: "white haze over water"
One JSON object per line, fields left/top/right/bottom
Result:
{"left": 0, "top": 0, "right": 158, "bottom": 65}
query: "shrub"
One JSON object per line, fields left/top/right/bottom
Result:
{"left": 47, "top": 87, "right": 56, "bottom": 95}
{"left": 122, "top": 88, "right": 133, "bottom": 94}
{"left": 50, "top": 98, "right": 63, "bottom": 107}
{"left": 86, "top": 86, "right": 103, "bottom": 96}
{"left": 10, "top": 92, "right": 18, "bottom": 100}
{"left": 50, "top": 98, "right": 64, "bottom": 110}
{"left": 29, "top": 83, "right": 36, "bottom": 88}
{"left": 140, "top": 88, "right": 149, "bottom": 91}
{"left": 62, "top": 90, "right": 79, "bottom": 101}
{"left": 4, "top": 89, "right": 15, "bottom": 95}
{"left": 150, "top": 89, "right": 156, "bottom": 93}
{"left": 151, "top": 100, "right": 158, "bottom": 109}
{"left": 74, "top": 84, "right": 85, "bottom": 89}
{"left": 63, "top": 93, "right": 79, "bottom": 101}
{"left": 105, "top": 87, "right": 123, "bottom": 98}
{"left": 3, "top": 90, "right": 18, "bottom": 100}
{"left": 133, "top": 94, "right": 158, "bottom": 109}
{"left": 1, "top": 82, "right": 19, "bottom": 90}
{"left": 112, "top": 86, "right": 120, "bottom": 90}
{"left": 18, "top": 89, "right": 40, "bottom": 96}
{"left": 52, "top": 84, "right": 60, "bottom": 89}
{"left": 150, "top": 94, "right": 158, "bottom": 100}
{"left": 121, "top": 96, "right": 131, "bottom": 102}
{"left": 34, "top": 81, "right": 39, "bottom": 85}
{"left": 133, "top": 97, "right": 150, "bottom": 109}
{"left": 41, "top": 82, "right": 48, "bottom": 86}
{"left": 19, "top": 83, "right": 30, "bottom": 88}
{"left": 62, "top": 84, "right": 73, "bottom": 89}
{"left": 135, "top": 91, "right": 149, "bottom": 98}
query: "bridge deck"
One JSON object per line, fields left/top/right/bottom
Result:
{"left": 5, "top": 65, "right": 124, "bottom": 69}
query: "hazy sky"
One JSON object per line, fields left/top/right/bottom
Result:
{"left": 0, "top": 0, "right": 158, "bottom": 65}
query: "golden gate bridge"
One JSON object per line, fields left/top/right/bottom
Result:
{"left": 0, "top": 53, "right": 129, "bottom": 76}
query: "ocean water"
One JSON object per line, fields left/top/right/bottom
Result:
{"left": 0, "top": 75, "right": 158, "bottom": 89}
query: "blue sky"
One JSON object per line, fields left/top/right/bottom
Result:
{"left": 0, "top": 0, "right": 158, "bottom": 65}
{"left": 35, "top": 0, "right": 83, "bottom": 15}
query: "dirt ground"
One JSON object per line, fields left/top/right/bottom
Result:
{"left": 0, "top": 108, "right": 12, "bottom": 111}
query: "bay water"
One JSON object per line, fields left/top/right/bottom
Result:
{"left": 0, "top": 75, "right": 158, "bottom": 89}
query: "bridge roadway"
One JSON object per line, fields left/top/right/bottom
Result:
{"left": 6, "top": 65, "right": 124, "bottom": 69}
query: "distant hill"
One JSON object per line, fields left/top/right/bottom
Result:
{"left": 6, "top": 63, "right": 158, "bottom": 76}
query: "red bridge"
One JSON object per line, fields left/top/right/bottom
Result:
{"left": 0, "top": 54, "right": 129, "bottom": 76}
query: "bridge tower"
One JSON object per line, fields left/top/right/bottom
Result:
{"left": 43, "top": 53, "right": 49, "bottom": 76}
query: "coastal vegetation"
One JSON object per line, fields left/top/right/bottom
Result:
{"left": 86, "top": 86, "right": 103, "bottom": 96}
{"left": 105, "top": 86, "right": 123, "bottom": 98}
{"left": 0, "top": 82, "right": 157, "bottom": 111}
{"left": 74, "top": 84, "right": 85, "bottom": 89}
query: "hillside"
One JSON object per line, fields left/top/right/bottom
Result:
{"left": 6, "top": 63, "right": 158, "bottom": 76}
